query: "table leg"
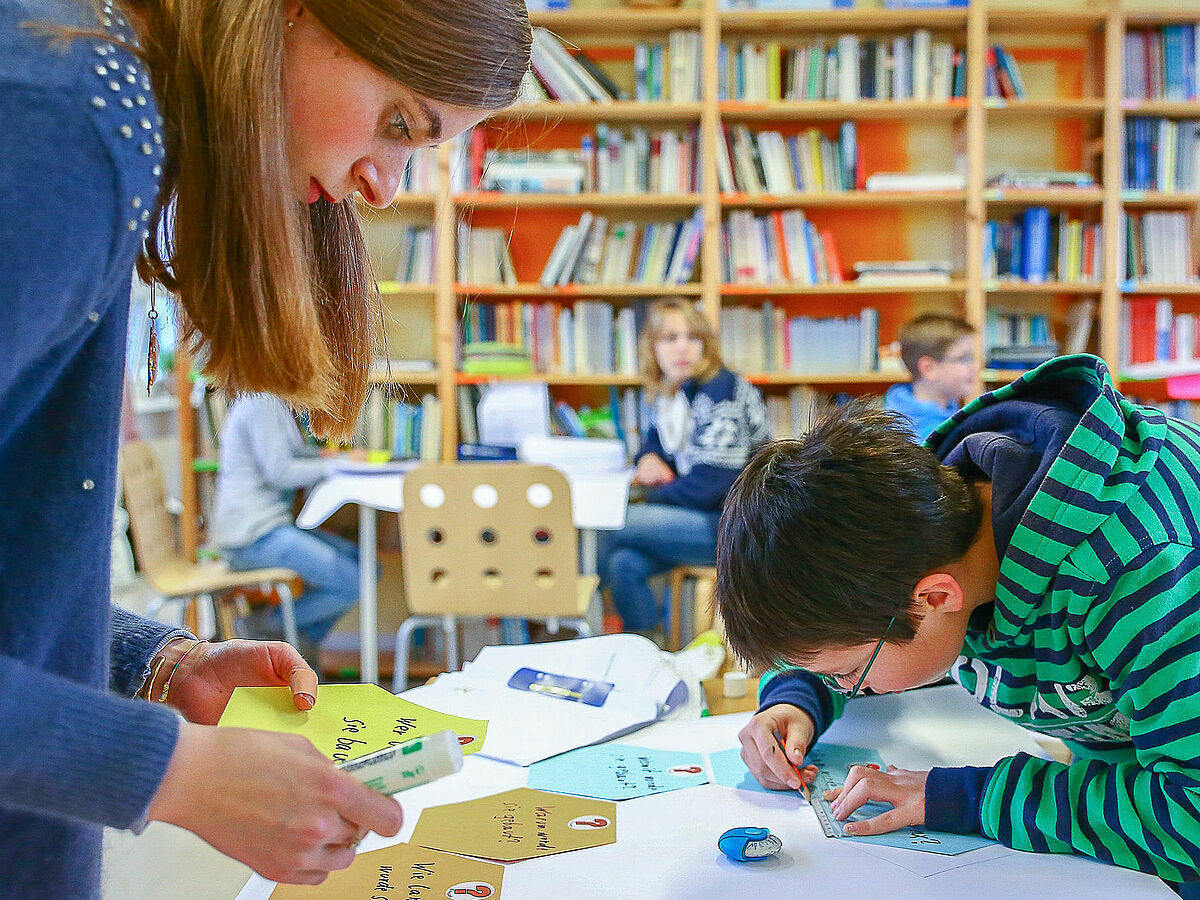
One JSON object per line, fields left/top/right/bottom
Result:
{"left": 358, "top": 504, "right": 378, "bottom": 684}
{"left": 579, "top": 528, "right": 602, "bottom": 636}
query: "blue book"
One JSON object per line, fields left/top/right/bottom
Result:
{"left": 457, "top": 443, "right": 519, "bottom": 461}
{"left": 1020, "top": 206, "right": 1051, "bottom": 284}
{"left": 839, "top": 121, "right": 857, "bottom": 190}
{"left": 1184, "top": 25, "right": 1197, "bottom": 101}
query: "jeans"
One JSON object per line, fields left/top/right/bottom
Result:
{"left": 223, "top": 526, "right": 360, "bottom": 644}
{"left": 598, "top": 502, "right": 721, "bottom": 632}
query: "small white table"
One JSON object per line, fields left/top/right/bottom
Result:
{"left": 296, "top": 467, "right": 632, "bottom": 683}
{"left": 235, "top": 685, "right": 1172, "bottom": 899}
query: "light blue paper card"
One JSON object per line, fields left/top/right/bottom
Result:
{"left": 708, "top": 746, "right": 781, "bottom": 795}
{"left": 528, "top": 743, "right": 708, "bottom": 801}
{"left": 810, "top": 743, "right": 997, "bottom": 856}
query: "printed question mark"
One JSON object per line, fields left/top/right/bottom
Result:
{"left": 670, "top": 764, "right": 703, "bottom": 775}
{"left": 446, "top": 882, "right": 493, "bottom": 898}
{"left": 569, "top": 816, "right": 610, "bottom": 829}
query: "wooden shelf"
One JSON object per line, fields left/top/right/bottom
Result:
{"left": 721, "top": 190, "right": 967, "bottom": 208}
{"left": 986, "top": 98, "right": 1106, "bottom": 117}
{"left": 719, "top": 99, "right": 967, "bottom": 121}
{"left": 722, "top": 281, "right": 967, "bottom": 296}
{"left": 988, "top": 9, "right": 1106, "bottom": 31}
{"left": 744, "top": 371, "right": 908, "bottom": 386}
{"left": 1124, "top": 9, "right": 1200, "bottom": 27}
{"left": 369, "top": 370, "right": 438, "bottom": 385}
{"left": 455, "top": 373, "right": 642, "bottom": 387}
{"left": 1122, "top": 283, "right": 1200, "bottom": 295}
{"left": 383, "top": 194, "right": 437, "bottom": 212}
{"left": 491, "top": 102, "right": 703, "bottom": 123}
{"left": 529, "top": 8, "right": 701, "bottom": 32}
{"left": 455, "top": 192, "right": 702, "bottom": 211}
{"left": 983, "top": 188, "right": 1104, "bottom": 206}
{"left": 984, "top": 281, "right": 1102, "bottom": 294}
{"left": 982, "top": 368, "right": 1031, "bottom": 383}
{"left": 1121, "top": 191, "right": 1200, "bottom": 207}
{"left": 456, "top": 283, "right": 703, "bottom": 298}
{"left": 376, "top": 281, "right": 435, "bottom": 296}
{"left": 719, "top": 8, "right": 968, "bottom": 32}
{"left": 1121, "top": 100, "right": 1200, "bottom": 116}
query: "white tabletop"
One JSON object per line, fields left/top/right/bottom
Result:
{"left": 235, "top": 686, "right": 1171, "bottom": 899}
{"left": 296, "top": 468, "right": 633, "bottom": 532}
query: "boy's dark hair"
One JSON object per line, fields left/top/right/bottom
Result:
{"left": 898, "top": 314, "right": 975, "bottom": 377}
{"left": 716, "top": 400, "right": 982, "bottom": 672}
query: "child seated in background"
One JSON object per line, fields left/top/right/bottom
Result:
{"left": 598, "top": 298, "right": 771, "bottom": 643}
{"left": 717, "top": 355, "right": 1200, "bottom": 894}
{"left": 884, "top": 313, "right": 979, "bottom": 441}
{"left": 212, "top": 394, "right": 360, "bottom": 660}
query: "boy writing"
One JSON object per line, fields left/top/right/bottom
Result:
{"left": 885, "top": 313, "right": 979, "bottom": 441}
{"left": 717, "top": 355, "right": 1200, "bottom": 888}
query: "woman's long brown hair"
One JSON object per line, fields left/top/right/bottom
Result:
{"left": 120, "top": 0, "right": 530, "bottom": 439}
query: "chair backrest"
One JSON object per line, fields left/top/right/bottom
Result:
{"left": 400, "top": 463, "right": 580, "bottom": 618}
{"left": 119, "top": 440, "right": 181, "bottom": 583}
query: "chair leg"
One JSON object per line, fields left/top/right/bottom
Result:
{"left": 442, "top": 615, "right": 460, "bottom": 672}
{"left": 393, "top": 615, "right": 437, "bottom": 693}
{"left": 273, "top": 581, "right": 300, "bottom": 649}
{"left": 667, "top": 568, "right": 685, "bottom": 651}
{"left": 184, "top": 596, "right": 200, "bottom": 636}
{"left": 215, "top": 594, "right": 239, "bottom": 641}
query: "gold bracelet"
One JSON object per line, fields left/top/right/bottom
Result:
{"left": 158, "top": 640, "right": 209, "bottom": 704}
{"left": 140, "top": 653, "right": 169, "bottom": 700}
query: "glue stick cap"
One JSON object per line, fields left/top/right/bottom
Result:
{"left": 723, "top": 671, "right": 748, "bottom": 699}
{"left": 420, "top": 729, "right": 466, "bottom": 778}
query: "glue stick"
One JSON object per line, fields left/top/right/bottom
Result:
{"left": 338, "top": 729, "right": 464, "bottom": 795}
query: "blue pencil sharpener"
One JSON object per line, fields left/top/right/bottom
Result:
{"left": 718, "top": 826, "right": 783, "bottom": 862}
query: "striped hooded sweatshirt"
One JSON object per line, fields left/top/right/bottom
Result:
{"left": 758, "top": 354, "right": 1200, "bottom": 880}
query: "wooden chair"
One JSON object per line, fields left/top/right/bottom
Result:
{"left": 393, "top": 463, "right": 597, "bottom": 692}
{"left": 119, "top": 441, "right": 300, "bottom": 646}
{"left": 666, "top": 565, "right": 718, "bottom": 651}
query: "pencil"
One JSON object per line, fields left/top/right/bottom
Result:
{"left": 772, "top": 728, "right": 812, "bottom": 804}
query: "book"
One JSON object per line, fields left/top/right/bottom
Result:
{"left": 865, "top": 171, "right": 965, "bottom": 191}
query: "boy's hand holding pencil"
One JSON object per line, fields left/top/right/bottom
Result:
{"left": 736, "top": 705, "right": 818, "bottom": 795}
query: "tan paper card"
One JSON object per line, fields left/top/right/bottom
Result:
{"left": 411, "top": 787, "right": 616, "bottom": 862}
{"left": 217, "top": 683, "right": 487, "bottom": 762}
{"left": 270, "top": 843, "right": 503, "bottom": 898}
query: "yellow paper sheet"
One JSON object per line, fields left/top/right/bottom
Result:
{"left": 217, "top": 683, "right": 487, "bottom": 763}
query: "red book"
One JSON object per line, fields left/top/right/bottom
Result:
{"left": 469, "top": 128, "right": 487, "bottom": 189}
{"left": 1128, "top": 297, "right": 1157, "bottom": 365}
{"left": 771, "top": 211, "right": 791, "bottom": 282}
{"left": 821, "top": 230, "right": 844, "bottom": 284}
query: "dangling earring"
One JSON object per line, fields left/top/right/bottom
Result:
{"left": 147, "top": 282, "right": 159, "bottom": 396}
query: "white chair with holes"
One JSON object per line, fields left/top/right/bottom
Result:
{"left": 392, "top": 463, "right": 597, "bottom": 692}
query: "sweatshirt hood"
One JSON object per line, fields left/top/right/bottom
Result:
{"left": 926, "top": 355, "right": 1167, "bottom": 635}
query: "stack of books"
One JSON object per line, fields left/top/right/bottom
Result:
{"left": 1124, "top": 118, "right": 1200, "bottom": 192}
{"left": 720, "top": 30, "right": 964, "bottom": 102}
{"left": 717, "top": 122, "right": 859, "bottom": 194}
{"left": 985, "top": 310, "right": 1058, "bottom": 370}
{"left": 1121, "top": 297, "right": 1200, "bottom": 372}
{"left": 460, "top": 341, "right": 532, "bottom": 376}
{"left": 865, "top": 172, "right": 966, "bottom": 192}
{"left": 720, "top": 303, "right": 879, "bottom": 375}
{"left": 1122, "top": 211, "right": 1198, "bottom": 284}
{"left": 1124, "top": 24, "right": 1200, "bottom": 102}
{"left": 455, "top": 225, "right": 517, "bottom": 285}
{"left": 984, "top": 207, "right": 1103, "bottom": 284}
{"left": 722, "top": 209, "right": 843, "bottom": 285}
{"left": 539, "top": 210, "right": 703, "bottom": 287}
{"left": 853, "top": 260, "right": 954, "bottom": 286}
{"left": 986, "top": 170, "right": 1095, "bottom": 190}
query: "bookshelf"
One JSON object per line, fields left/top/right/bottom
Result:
{"left": 169, "top": 0, "right": 1200, "bottom": 559}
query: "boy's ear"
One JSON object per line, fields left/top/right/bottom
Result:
{"left": 911, "top": 572, "right": 964, "bottom": 614}
{"left": 915, "top": 354, "right": 938, "bottom": 380}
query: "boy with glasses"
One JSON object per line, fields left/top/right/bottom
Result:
{"left": 717, "top": 355, "right": 1200, "bottom": 890}
{"left": 885, "top": 313, "right": 979, "bottom": 441}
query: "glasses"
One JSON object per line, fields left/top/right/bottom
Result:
{"left": 818, "top": 614, "right": 896, "bottom": 698}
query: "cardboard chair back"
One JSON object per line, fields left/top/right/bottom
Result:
{"left": 400, "top": 463, "right": 581, "bottom": 618}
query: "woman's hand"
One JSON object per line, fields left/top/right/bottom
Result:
{"left": 156, "top": 639, "right": 318, "bottom": 725}
{"left": 635, "top": 453, "right": 675, "bottom": 487}
{"left": 150, "top": 723, "right": 404, "bottom": 885}
{"left": 824, "top": 765, "right": 929, "bottom": 835}
{"left": 738, "top": 704, "right": 818, "bottom": 792}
